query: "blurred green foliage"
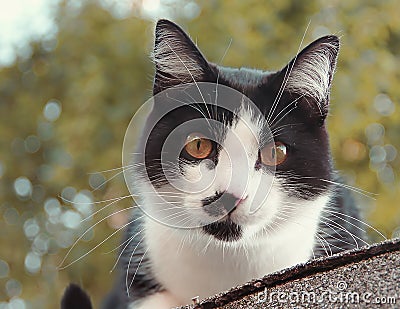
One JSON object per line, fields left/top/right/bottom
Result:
{"left": 0, "top": 0, "right": 399, "bottom": 307}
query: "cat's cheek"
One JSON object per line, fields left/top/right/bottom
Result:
{"left": 229, "top": 210, "right": 254, "bottom": 226}
{"left": 229, "top": 197, "right": 280, "bottom": 227}
{"left": 182, "top": 164, "right": 203, "bottom": 183}
{"left": 185, "top": 201, "right": 215, "bottom": 223}
{"left": 251, "top": 188, "right": 283, "bottom": 219}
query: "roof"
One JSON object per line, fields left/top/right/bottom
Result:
{"left": 190, "top": 238, "right": 400, "bottom": 308}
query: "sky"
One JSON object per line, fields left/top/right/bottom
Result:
{"left": 0, "top": 0, "right": 61, "bottom": 67}
{"left": 0, "top": 0, "right": 191, "bottom": 67}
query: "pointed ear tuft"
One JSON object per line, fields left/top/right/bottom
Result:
{"left": 284, "top": 35, "right": 339, "bottom": 104}
{"left": 152, "top": 20, "right": 210, "bottom": 93}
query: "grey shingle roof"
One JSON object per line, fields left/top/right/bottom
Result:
{"left": 190, "top": 238, "right": 400, "bottom": 308}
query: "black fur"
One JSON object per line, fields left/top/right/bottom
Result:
{"left": 203, "top": 219, "right": 243, "bottom": 242}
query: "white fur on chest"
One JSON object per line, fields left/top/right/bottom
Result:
{"left": 143, "top": 194, "right": 329, "bottom": 306}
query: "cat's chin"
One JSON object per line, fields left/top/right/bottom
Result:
{"left": 201, "top": 218, "right": 243, "bottom": 242}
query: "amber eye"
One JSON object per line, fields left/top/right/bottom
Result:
{"left": 184, "top": 133, "right": 213, "bottom": 159}
{"left": 260, "top": 142, "right": 287, "bottom": 166}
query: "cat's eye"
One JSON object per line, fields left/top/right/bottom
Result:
{"left": 260, "top": 142, "right": 287, "bottom": 166}
{"left": 184, "top": 133, "right": 213, "bottom": 159}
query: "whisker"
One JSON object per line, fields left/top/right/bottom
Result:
{"left": 125, "top": 235, "right": 146, "bottom": 297}
{"left": 110, "top": 227, "right": 145, "bottom": 272}
{"left": 324, "top": 207, "right": 386, "bottom": 240}
{"left": 103, "top": 231, "right": 140, "bottom": 255}
{"left": 58, "top": 208, "right": 141, "bottom": 270}
{"left": 267, "top": 20, "right": 311, "bottom": 124}
{"left": 128, "top": 246, "right": 149, "bottom": 291}
{"left": 270, "top": 123, "right": 301, "bottom": 135}
{"left": 269, "top": 94, "right": 306, "bottom": 127}
{"left": 317, "top": 223, "right": 355, "bottom": 249}
{"left": 81, "top": 195, "right": 137, "bottom": 222}
{"left": 315, "top": 233, "right": 331, "bottom": 256}
{"left": 213, "top": 37, "right": 233, "bottom": 120}
{"left": 164, "top": 41, "right": 211, "bottom": 121}
{"left": 319, "top": 213, "right": 367, "bottom": 247}
{"left": 60, "top": 194, "right": 132, "bottom": 206}
{"left": 91, "top": 165, "right": 136, "bottom": 192}
{"left": 88, "top": 164, "right": 137, "bottom": 174}
{"left": 166, "top": 92, "right": 210, "bottom": 120}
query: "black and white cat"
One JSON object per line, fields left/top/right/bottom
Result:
{"left": 62, "top": 19, "right": 365, "bottom": 309}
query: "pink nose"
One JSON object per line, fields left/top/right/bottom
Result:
{"left": 218, "top": 192, "right": 247, "bottom": 214}
{"left": 234, "top": 196, "right": 247, "bottom": 207}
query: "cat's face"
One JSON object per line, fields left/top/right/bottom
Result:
{"left": 130, "top": 20, "right": 339, "bottom": 244}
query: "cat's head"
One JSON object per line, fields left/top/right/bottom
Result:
{"left": 132, "top": 20, "right": 339, "bottom": 244}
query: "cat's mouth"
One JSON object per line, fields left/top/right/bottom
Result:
{"left": 200, "top": 191, "right": 247, "bottom": 241}
{"left": 202, "top": 218, "right": 243, "bottom": 242}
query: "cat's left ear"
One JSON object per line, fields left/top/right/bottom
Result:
{"left": 280, "top": 35, "right": 339, "bottom": 121}
{"left": 152, "top": 20, "right": 212, "bottom": 94}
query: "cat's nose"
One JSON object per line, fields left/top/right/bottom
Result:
{"left": 220, "top": 193, "right": 246, "bottom": 214}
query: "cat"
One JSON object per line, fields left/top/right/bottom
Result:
{"left": 62, "top": 19, "right": 365, "bottom": 309}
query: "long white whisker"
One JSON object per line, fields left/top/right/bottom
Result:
{"left": 91, "top": 165, "right": 136, "bottom": 192}
{"left": 269, "top": 94, "right": 306, "bottom": 127}
{"left": 129, "top": 247, "right": 149, "bottom": 290}
{"left": 267, "top": 20, "right": 311, "bottom": 124}
{"left": 126, "top": 235, "right": 146, "bottom": 297}
{"left": 164, "top": 41, "right": 210, "bottom": 120}
{"left": 324, "top": 207, "right": 386, "bottom": 240}
{"left": 58, "top": 209, "right": 141, "bottom": 270}
{"left": 88, "top": 164, "right": 136, "bottom": 174}
{"left": 81, "top": 196, "right": 135, "bottom": 222}
{"left": 110, "top": 227, "right": 144, "bottom": 272}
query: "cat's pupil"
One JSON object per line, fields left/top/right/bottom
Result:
{"left": 197, "top": 140, "right": 201, "bottom": 150}
{"left": 271, "top": 147, "right": 276, "bottom": 159}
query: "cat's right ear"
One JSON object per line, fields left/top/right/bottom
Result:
{"left": 152, "top": 20, "right": 211, "bottom": 94}
{"left": 273, "top": 35, "right": 339, "bottom": 124}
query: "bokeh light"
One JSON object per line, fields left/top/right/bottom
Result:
{"left": 24, "top": 252, "right": 42, "bottom": 274}
{"left": 43, "top": 100, "right": 62, "bottom": 122}
{"left": 13, "top": 177, "right": 32, "bottom": 198}
{"left": 0, "top": 260, "right": 10, "bottom": 279}
{"left": 373, "top": 94, "right": 395, "bottom": 116}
